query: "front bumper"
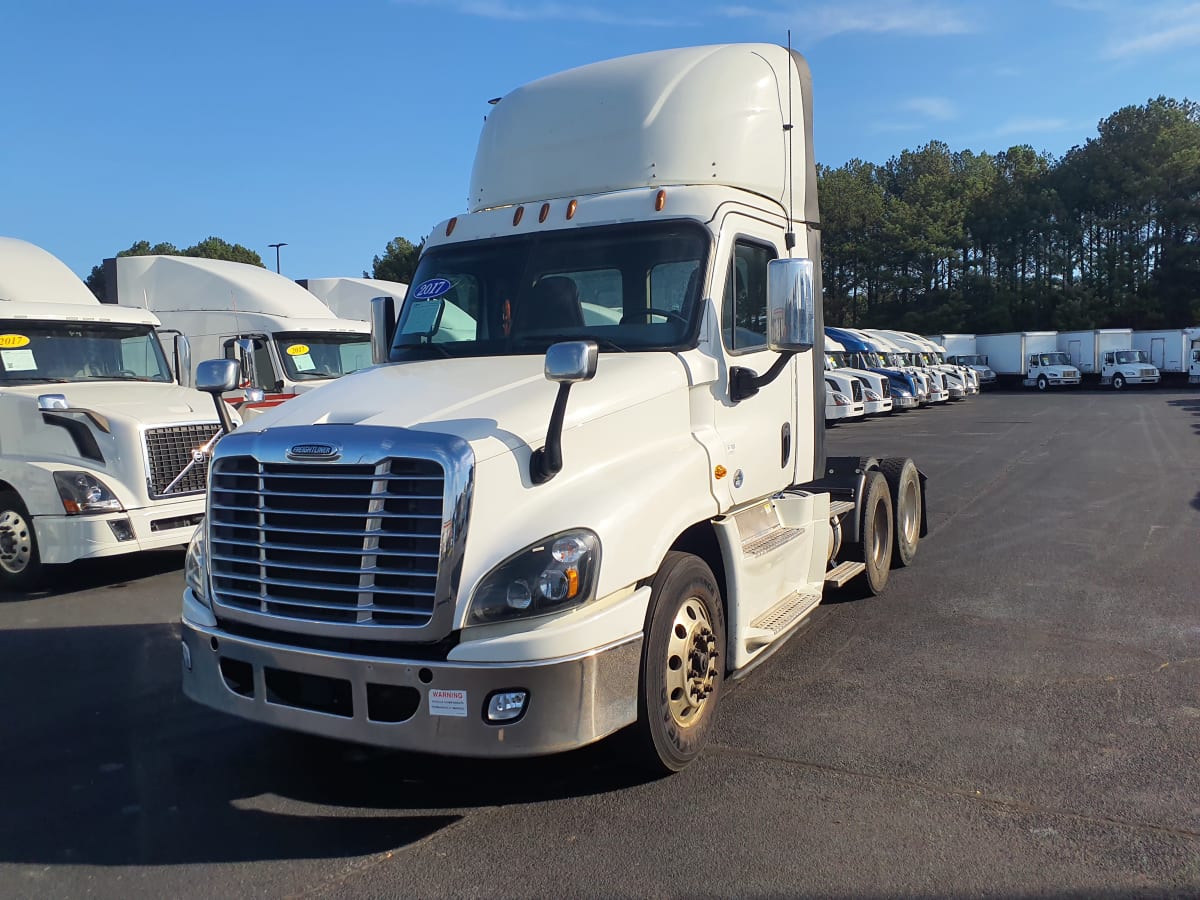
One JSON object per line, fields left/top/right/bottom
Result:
{"left": 892, "top": 395, "right": 918, "bottom": 409}
{"left": 865, "top": 399, "right": 893, "bottom": 415}
{"left": 181, "top": 609, "right": 643, "bottom": 757}
{"left": 35, "top": 497, "right": 205, "bottom": 565}
{"left": 947, "top": 386, "right": 966, "bottom": 400}
{"left": 1123, "top": 375, "right": 1160, "bottom": 384}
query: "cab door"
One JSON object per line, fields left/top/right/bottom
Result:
{"left": 710, "top": 217, "right": 795, "bottom": 510}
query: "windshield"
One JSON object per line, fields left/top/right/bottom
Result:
{"left": 0, "top": 320, "right": 172, "bottom": 384}
{"left": 1039, "top": 352, "right": 1071, "bottom": 366}
{"left": 1114, "top": 350, "right": 1148, "bottom": 364}
{"left": 829, "top": 351, "right": 847, "bottom": 368}
{"left": 956, "top": 354, "right": 986, "bottom": 366}
{"left": 390, "top": 222, "right": 709, "bottom": 360}
{"left": 860, "top": 351, "right": 885, "bottom": 367}
{"left": 276, "top": 332, "right": 372, "bottom": 381}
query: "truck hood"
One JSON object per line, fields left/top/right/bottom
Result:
{"left": 2, "top": 381, "right": 219, "bottom": 425}
{"left": 236, "top": 353, "right": 690, "bottom": 462}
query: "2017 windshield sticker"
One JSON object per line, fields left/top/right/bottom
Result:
{"left": 412, "top": 278, "right": 452, "bottom": 300}
{"left": 0, "top": 334, "right": 30, "bottom": 349}
{"left": 286, "top": 344, "right": 310, "bottom": 356}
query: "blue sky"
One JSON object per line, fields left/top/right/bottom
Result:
{"left": 4, "top": 1, "right": 1198, "bottom": 283}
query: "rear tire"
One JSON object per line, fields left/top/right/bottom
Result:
{"left": 850, "top": 470, "right": 893, "bottom": 595}
{"left": 631, "top": 552, "right": 725, "bottom": 775}
{"left": 880, "top": 457, "right": 921, "bottom": 567}
{"left": 0, "top": 490, "right": 43, "bottom": 595}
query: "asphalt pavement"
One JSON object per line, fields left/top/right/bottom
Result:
{"left": 2, "top": 388, "right": 1198, "bottom": 898}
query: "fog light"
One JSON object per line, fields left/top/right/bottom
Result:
{"left": 108, "top": 518, "right": 135, "bottom": 541}
{"left": 181, "top": 640, "right": 192, "bottom": 671}
{"left": 485, "top": 690, "right": 528, "bottom": 723}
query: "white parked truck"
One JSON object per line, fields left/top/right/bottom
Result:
{"left": 1056, "top": 328, "right": 1133, "bottom": 375}
{"left": 1098, "top": 348, "right": 1160, "bottom": 389}
{"left": 975, "top": 331, "right": 1080, "bottom": 390}
{"left": 825, "top": 336, "right": 892, "bottom": 415}
{"left": 1131, "top": 328, "right": 1200, "bottom": 379}
{"left": 179, "top": 44, "right": 928, "bottom": 772}
{"left": 862, "top": 329, "right": 948, "bottom": 402}
{"left": 824, "top": 379, "right": 864, "bottom": 424}
{"left": 931, "top": 333, "right": 997, "bottom": 387}
{"left": 298, "top": 277, "right": 408, "bottom": 323}
{"left": 0, "top": 237, "right": 232, "bottom": 591}
{"left": 110, "top": 256, "right": 371, "bottom": 417}
{"left": 877, "top": 330, "right": 971, "bottom": 399}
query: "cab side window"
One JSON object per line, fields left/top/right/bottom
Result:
{"left": 721, "top": 241, "right": 774, "bottom": 353}
{"left": 222, "top": 336, "right": 279, "bottom": 391}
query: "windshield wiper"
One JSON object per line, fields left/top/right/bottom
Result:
{"left": 1, "top": 376, "right": 70, "bottom": 384}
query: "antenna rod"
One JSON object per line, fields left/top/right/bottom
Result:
{"left": 785, "top": 30, "right": 797, "bottom": 252}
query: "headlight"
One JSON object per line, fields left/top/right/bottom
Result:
{"left": 468, "top": 529, "right": 600, "bottom": 625}
{"left": 864, "top": 389, "right": 881, "bottom": 402}
{"left": 185, "top": 525, "right": 210, "bottom": 608}
{"left": 53, "top": 471, "right": 123, "bottom": 514}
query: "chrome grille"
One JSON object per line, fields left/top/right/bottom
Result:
{"left": 144, "top": 423, "right": 221, "bottom": 498}
{"left": 1141, "top": 368, "right": 1156, "bottom": 377}
{"left": 850, "top": 380, "right": 863, "bottom": 402}
{"left": 208, "top": 455, "right": 445, "bottom": 627}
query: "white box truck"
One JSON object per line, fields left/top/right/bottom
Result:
{"left": 180, "top": 44, "right": 929, "bottom": 772}
{"left": 1131, "top": 328, "right": 1200, "bottom": 378}
{"left": 0, "top": 237, "right": 231, "bottom": 591}
{"left": 298, "top": 277, "right": 408, "bottom": 323}
{"left": 1057, "top": 328, "right": 1133, "bottom": 375}
{"left": 975, "top": 331, "right": 1080, "bottom": 390}
{"left": 111, "top": 256, "right": 371, "bottom": 417}
{"left": 931, "top": 333, "right": 997, "bottom": 387}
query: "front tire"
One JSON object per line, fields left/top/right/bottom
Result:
{"left": 1036, "top": 375, "right": 1048, "bottom": 392}
{"left": 0, "top": 490, "right": 43, "bottom": 594}
{"left": 631, "top": 552, "right": 725, "bottom": 774}
{"left": 850, "top": 470, "right": 893, "bottom": 595}
{"left": 880, "top": 457, "right": 921, "bottom": 567}
{"left": 1113, "top": 374, "right": 1126, "bottom": 390}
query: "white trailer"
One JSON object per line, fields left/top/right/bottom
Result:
{"left": 975, "top": 331, "right": 1080, "bottom": 389}
{"left": 298, "top": 277, "right": 408, "bottom": 323}
{"left": 930, "top": 333, "right": 997, "bottom": 385}
{"left": 180, "top": 44, "right": 928, "bottom": 773}
{"left": 112, "top": 256, "right": 370, "bottom": 417}
{"left": 0, "top": 237, "right": 230, "bottom": 591}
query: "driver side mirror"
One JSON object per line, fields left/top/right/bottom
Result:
{"left": 766, "top": 258, "right": 815, "bottom": 352}
{"left": 196, "top": 359, "right": 240, "bottom": 395}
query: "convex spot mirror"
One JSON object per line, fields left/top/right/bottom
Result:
{"left": 766, "top": 258, "right": 816, "bottom": 352}
{"left": 196, "top": 359, "right": 240, "bottom": 394}
{"left": 545, "top": 340, "right": 598, "bottom": 384}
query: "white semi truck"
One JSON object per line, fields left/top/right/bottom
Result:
{"left": 110, "top": 256, "right": 371, "bottom": 417}
{"left": 0, "top": 237, "right": 231, "bottom": 591}
{"left": 825, "top": 336, "right": 892, "bottom": 415}
{"left": 179, "top": 44, "right": 928, "bottom": 772}
{"left": 862, "top": 329, "right": 948, "bottom": 402}
{"left": 975, "top": 331, "right": 1080, "bottom": 390}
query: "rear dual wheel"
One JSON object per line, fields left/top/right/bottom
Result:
{"left": 880, "top": 457, "right": 921, "bottom": 568}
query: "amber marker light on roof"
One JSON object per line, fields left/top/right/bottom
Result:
{"left": 539, "top": 203, "right": 550, "bottom": 223}
{"left": 445, "top": 217, "right": 457, "bottom": 236}
{"left": 655, "top": 189, "right": 667, "bottom": 211}
{"left": 566, "top": 199, "right": 578, "bottom": 220}
{"left": 513, "top": 206, "right": 524, "bottom": 226}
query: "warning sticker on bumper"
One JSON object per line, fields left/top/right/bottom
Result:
{"left": 428, "top": 688, "right": 468, "bottom": 717}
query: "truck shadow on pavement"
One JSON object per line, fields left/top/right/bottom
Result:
{"left": 0, "top": 622, "right": 652, "bottom": 868}
{"left": 4, "top": 549, "right": 187, "bottom": 603}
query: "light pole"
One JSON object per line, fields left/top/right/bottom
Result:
{"left": 268, "top": 242, "right": 288, "bottom": 274}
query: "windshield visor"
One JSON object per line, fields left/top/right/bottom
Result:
{"left": 391, "top": 222, "right": 709, "bottom": 360}
{"left": 0, "top": 320, "right": 172, "bottom": 384}
{"left": 275, "top": 332, "right": 372, "bottom": 381}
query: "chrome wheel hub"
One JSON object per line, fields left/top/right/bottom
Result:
{"left": 665, "top": 597, "right": 719, "bottom": 727}
{"left": 0, "top": 509, "right": 32, "bottom": 575}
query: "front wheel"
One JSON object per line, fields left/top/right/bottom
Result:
{"left": 1113, "top": 374, "right": 1126, "bottom": 390}
{"left": 1036, "top": 375, "right": 1049, "bottom": 392}
{"left": 0, "top": 490, "right": 43, "bottom": 594}
{"left": 631, "top": 552, "right": 725, "bottom": 774}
